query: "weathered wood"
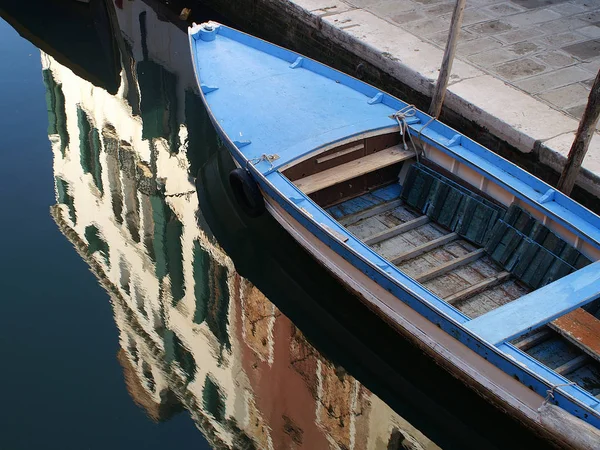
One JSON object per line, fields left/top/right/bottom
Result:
{"left": 316, "top": 144, "right": 363, "bottom": 164}
{"left": 339, "top": 199, "right": 403, "bottom": 226}
{"left": 415, "top": 248, "right": 485, "bottom": 283}
{"left": 557, "top": 68, "right": 600, "bottom": 195}
{"left": 550, "top": 308, "right": 600, "bottom": 363}
{"left": 428, "top": 0, "right": 467, "bottom": 118}
{"left": 554, "top": 354, "right": 589, "bottom": 376}
{"left": 514, "top": 328, "right": 553, "bottom": 351}
{"left": 445, "top": 271, "right": 511, "bottom": 305}
{"left": 364, "top": 215, "right": 430, "bottom": 245}
{"left": 538, "top": 403, "right": 600, "bottom": 448}
{"left": 391, "top": 232, "right": 458, "bottom": 265}
{"left": 295, "top": 145, "right": 414, "bottom": 194}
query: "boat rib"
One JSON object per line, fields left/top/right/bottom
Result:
{"left": 364, "top": 216, "right": 430, "bottom": 246}
{"left": 514, "top": 329, "right": 553, "bottom": 351}
{"left": 445, "top": 272, "right": 511, "bottom": 305}
{"left": 390, "top": 233, "right": 459, "bottom": 265}
{"left": 415, "top": 248, "right": 485, "bottom": 283}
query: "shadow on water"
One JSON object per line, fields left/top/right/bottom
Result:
{"left": 2, "top": 0, "right": 557, "bottom": 448}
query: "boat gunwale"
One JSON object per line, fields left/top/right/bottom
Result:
{"left": 189, "top": 24, "right": 600, "bottom": 427}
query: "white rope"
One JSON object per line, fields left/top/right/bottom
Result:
{"left": 538, "top": 381, "right": 578, "bottom": 411}
{"left": 247, "top": 154, "right": 278, "bottom": 169}
{"left": 392, "top": 105, "right": 421, "bottom": 162}
{"left": 418, "top": 115, "right": 437, "bottom": 143}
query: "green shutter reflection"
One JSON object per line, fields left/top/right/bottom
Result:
{"left": 77, "top": 107, "right": 103, "bottom": 195}
{"left": 206, "top": 263, "right": 230, "bottom": 351}
{"left": 202, "top": 375, "right": 225, "bottom": 423}
{"left": 150, "top": 194, "right": 184, "bottom": 303}
{"left": 42, "top": 69, "right": 69, "bottom": 156}
{"left": 55, "top": 177, "right": 77, "bottom": 224}
{"left": 84, "top": 225, "right": 109, "bottom": 266}
{"left": 192, "top": 241, "right": 210, "bottom": 324}
{"left": 137, "top": 60, "right": 179, "bottom": 153}
{"left": 166, "top": 214, "right": 184, "bottom": 304}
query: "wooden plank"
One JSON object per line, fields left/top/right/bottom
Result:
{"left": 364, "top": 215, "right": 430, "bottom": 246}
{"left": 428, "top": 0, "right": 466, "bottom": 118}
{"left": 295, "top": 145, "right": 414, "bottom": 195}
{"left": 339, "top": 199, "right": 403, "bottom": 227}
{"left": 415, "top": 248, "right": 485, "bottom": 283}
{"left": 322, "top": 224, "right": 349, "bottom": 243}
{"left": 464, "top": 262, "right": 600, "bottom": 344}
{"left": 555, "top": 354, "right": 589, "bottom": 376}
{"left": 445, "top": 271, "right": 510, "bottom": 305}
{"left": 557, "top": 68, "right": 600, "bottom": 195}
{"left": 514, "top": 328, "right": 553, "bottom": 351}
{"left": 550, "top": 308, "right": 600, "bottom": 364}
{"left": 316, "top": 144, "right": 363, "bottom": 164}
{"left": 390, "top": 232, "right": 458, "bottom": 265}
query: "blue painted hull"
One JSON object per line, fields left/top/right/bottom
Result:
{"left": 189, "top": 22, "right": 600, "bottom": 442}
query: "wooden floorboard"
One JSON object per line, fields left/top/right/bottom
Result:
{"left": 445, "top": 271, "right": 511, "bottom": 305}
{"left": 390, "top": 233, "right": 459, "bottom": 265}
{"left": 295, "top": 145, "right": 414, "bottom": 195}
{"left": 457, "top": 280, "right": 529, "bottom": 319}
{"left": 415, "top": 248, "right": 485, "bottom": 283}
{"left": 555, "top": 354, "right": 589, "bottom": 376}
{"left": 339, "top": 199, "right": 403, "bottom": 227}
{"left": 365, "top": 215, "right": 430, "bottom": 246}
{"left": 514, "top": 328, "right": 553, "bottom": 351}
{"left": 332, "top": 187, "right": 600, "bottom": 394}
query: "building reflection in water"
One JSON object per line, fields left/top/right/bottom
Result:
{"left": 42, "top": 1, "right": 438, "bottom": 448}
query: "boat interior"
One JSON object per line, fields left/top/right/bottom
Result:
{"left": 280, "top": 130, "right": 600, "bottom": 397}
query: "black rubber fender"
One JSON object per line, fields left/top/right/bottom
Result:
{"left": 229, "top": 168, "right": 265, "bottom": 218}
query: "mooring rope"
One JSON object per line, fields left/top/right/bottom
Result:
{"left": 539, "top": 381, "right": 578, "bottom": 411}
{"left": 247, "top": 153, "right": 279, "bottom": 170}
{"left": 392, "top": 105, "right": 422, "bottom": 163}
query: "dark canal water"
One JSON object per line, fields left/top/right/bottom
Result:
{"left": 0, "top": 1, "right": 554, "bottom": 449}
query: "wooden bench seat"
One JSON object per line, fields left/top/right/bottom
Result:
{"left": 294, "top": 145, "right": 414, "bottom": 195}
{"left": 551, "top": 308, "right": 600, "bottom": 363}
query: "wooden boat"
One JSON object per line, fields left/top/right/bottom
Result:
{"left": 189, "top": 22, "right": 600, "bottom": 447}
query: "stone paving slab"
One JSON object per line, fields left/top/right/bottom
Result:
{"left": 290, "top": 0, "right": 600, "bottom": 196}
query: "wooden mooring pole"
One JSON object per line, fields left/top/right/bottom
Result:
{"left": 557, "top": 69, "right": 600, "bottom": 196}
{"left": 428, "top": 0, "right": 466, "bottom": 118}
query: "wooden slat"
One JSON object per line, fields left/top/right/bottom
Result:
{"left": 415, "top": 248, "right": 485, "bottom": 283}
{"left": 513, "top": 329, "right": 553, "bottom": 351}
{"left": 316, "top": 144, "right": 363, "bottom": 164}
{"left": 295, "top": 145, "right": 414, "bottom": 195}
{"left": 555, "top": 354, "right": 589, "bottom": 376}
{"left": 364, "top": 215, "right": 430, "bottom": 246}
{"left": 445, "top": 271, "right": 511, "bottom": 305}
{"left": 339, "top": 199, "right": 403, "bottom": 227}
{"left": 550, "top": 308, "right": 600, "bottom": 363}
{"left": 390, "top": 232, "right": 458, "bottom": 265}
